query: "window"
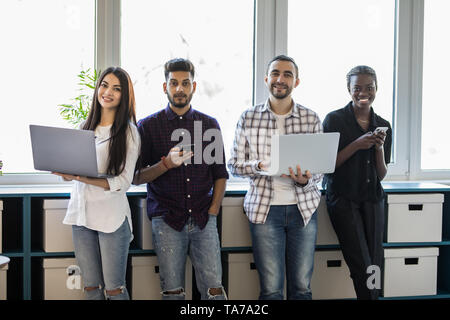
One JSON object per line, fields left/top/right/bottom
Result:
{"left": 121, "top": 0, "right": 254, "bottom": 162}
{"left": 1, "top": 0, "right": 449, "bottom": 183}
{"left": 287, "top": 0, "right": 396, "bottom": 126}
{"left": 0, "top": 0, "right": 94, "bottom": 173}
{"left": 421, "top": 0, "right": 450, "bottom": 170}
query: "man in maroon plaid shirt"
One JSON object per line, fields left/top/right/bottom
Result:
{"left": 134, "top": 58, "right": 228, "bottom": 300}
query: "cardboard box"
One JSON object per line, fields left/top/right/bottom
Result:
{"left": 221, "top": 197, "right": 252, "bottom": 248}
{"left": 311, "top": 250, "right": 356, "bottom": 299}
{"left": 224, "top": 252, "right": 259, "bottom": 300}
{"left": 316, "top": 196, "right": 339, "bottom": 245}
{"left": 387, "top": 194, "right": 443, "bottom": 243}
{"left": 0, "top": 261, "right": 7, "bottom": 300}
{"left": 43, "top": 257, "right": 84, "bottom": 300}
{"left": 43, "top": 199, "right": 73, "bottom": 253}
{"left": 131, "top": 255, "right": 193, "bottom": 300}
{"left": 383, "top": 247, "right": 439, "bottom": 297}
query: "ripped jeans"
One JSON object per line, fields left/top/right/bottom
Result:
{"left": 152, "top": 215, "right": 226, "bottom": 300}
{"left": 72, "top": 219, "right": 131, "bottom": 300}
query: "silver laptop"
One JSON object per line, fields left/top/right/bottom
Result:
{"left": 30, "top": 124, "right": 112, "bottom": 178}
{"left": 260, "top": 132, "right": 340, "bottom": 176}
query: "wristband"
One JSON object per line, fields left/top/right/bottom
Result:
{"left": 161, "top": 156, "right": 170, "bottom": 170}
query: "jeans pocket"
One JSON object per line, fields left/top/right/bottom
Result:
{"left": 207, "top": 214, "right": 217, "bottom": 225}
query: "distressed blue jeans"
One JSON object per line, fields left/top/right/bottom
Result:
{"left": 151, "top": 215, "right": 226, "bottom": 300}
{"left": 249, "top": 205, "right": 317, "bottom": 300}
{"left": 72, "top": 219, "right": 131, "bottom": 300}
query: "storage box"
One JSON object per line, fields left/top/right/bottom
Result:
{"left": 311, "top": 250, "right": 356, "bottom": 299}
{"left": 131, "top": 255, "right": 192, "bottom": 300}
{"left": 387, "top": 194, "right": 444, "bottom": 242}
{"left": 0, "top": 200, "right": 3, "bottom": 253}
{"left": 43, "top": 199, "right": 74, "bottom": 252}
{"left": 221, "top": 197, "right": 252, "bottom": 248}
{"left": 0, "top": 261, "right": 8, "bottom": 300}
{"left": 43, "top": 257, "right": 84, "bottom": 300}
{"left": 316, "top": 196, "right": 339, "bottom": 245}
{"left": 383, "top": 247, "right": 439, "bottom": 297}
{"left": 130, "top": 198, "right": 153, "bottom": 250}
{"left": 224, "top": 253, "right": 259, "bottom": 300}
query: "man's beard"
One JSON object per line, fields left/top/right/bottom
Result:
{"left": 168, "top": 92, "right": 193, "bottom": 109}
{"left": 271, "top": 83, "right": 293, "bottom": 100}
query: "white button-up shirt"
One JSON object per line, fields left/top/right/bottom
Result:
{"left": 63, "top": 123, "right": 141, "bottom": 239}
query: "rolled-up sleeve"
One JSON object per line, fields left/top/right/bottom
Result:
{"left": 209, "top": 119, "right": 229, "bottom": 181}
{"left": 228, "top": 112, "right": 260, "bottom": 178}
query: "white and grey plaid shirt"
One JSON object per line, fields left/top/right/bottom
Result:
{"left": 228, "top": 99, "right": 323, "bottom": 226}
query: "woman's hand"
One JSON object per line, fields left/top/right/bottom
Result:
{"left": 335, "top": 131, "right": 377, "bottom": 168}
{"left": 355, "top": 132, "right": 377, "bottom": 150}
{"left": 373, "top": 130, "right": 386, "bottom": 150}
{"left": 52, "top": 172, "right": 81, "bottom": 181}
{"left": 52, "top": 172, "right": 110, "bottom": 190}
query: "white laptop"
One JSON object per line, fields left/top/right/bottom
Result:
{"left": 30, "top": 124, "right": 112, "bottom": 178}
{"left": 260, "top": 132, "right": 340, "bottom": 176}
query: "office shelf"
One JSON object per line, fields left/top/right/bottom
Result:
{"left": 383, "top": 241, "right": 450, "bottom": 247}
{"left": 29, "top": 251, "right": 75, "bottom": 258}
{"left": 1, "top": 182, "right": 450, "bottom": 300}
{"left": 1, "top": 252, "right": 24, "bottom": 258}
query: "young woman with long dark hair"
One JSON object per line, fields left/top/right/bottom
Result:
{"left": 53, "top": 67, "right": 140, "bottom": 300}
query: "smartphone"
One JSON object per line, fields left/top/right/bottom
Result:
{"left": 374, "top": 127, "right": 388, "bottom": 135}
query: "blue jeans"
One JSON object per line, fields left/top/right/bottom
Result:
{"left": 72, "top": 219, "right": 131, "bottom": 300}
{"left": 151, "top": 215, "right": 226, "bottom": 300}
{"left": 249, "top": 205, "right": 317, "bottom": 300}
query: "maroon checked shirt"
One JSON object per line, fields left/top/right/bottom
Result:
{"left": 137, "top": 104, "right": 229, "bottom": 231}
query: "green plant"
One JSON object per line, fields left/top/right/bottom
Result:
{"left": 59, "top": 68, "right": 99, "bottom": 127}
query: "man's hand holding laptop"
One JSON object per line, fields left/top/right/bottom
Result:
{"left": 281, "top": 165, "right": 311, "bottom": 186}
{"left": 258, "top": 159, "right": 311, "bottom": 186}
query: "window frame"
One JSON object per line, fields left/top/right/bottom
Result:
{"left": 2, "top": 0, "right": 449, "bottom": 185}
{"left": 408, "top": 0, "right": 450, "bottom": 180}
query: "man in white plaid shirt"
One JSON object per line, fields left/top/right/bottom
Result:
{"left": 228, "top": 55, "right": 323, "bottom": 300}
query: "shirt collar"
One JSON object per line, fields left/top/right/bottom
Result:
{"left": 345, "top": 101, "right": 378, "bottom": 128}
{"left": 165, "top": 103, "right": 195, "bottom": 120}
{"left": 263, "top": 98, "right": 300, "bottom": 118}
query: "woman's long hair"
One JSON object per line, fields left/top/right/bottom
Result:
{"left": 83, "top": 67, "right": 137, "bottom": 176}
